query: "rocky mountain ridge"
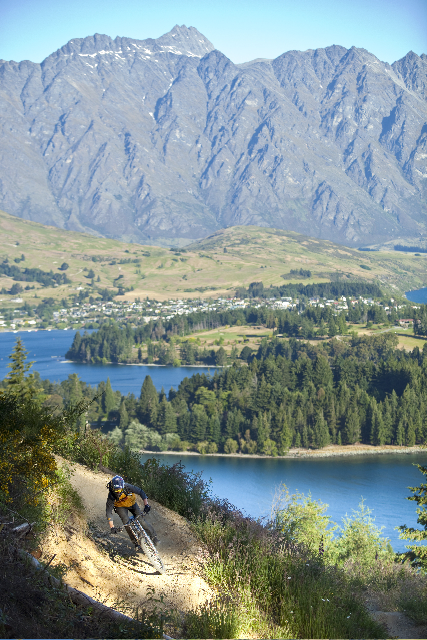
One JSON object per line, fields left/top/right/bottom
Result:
{"left": 0, "top": 25, "right": 426, "bottom": 246}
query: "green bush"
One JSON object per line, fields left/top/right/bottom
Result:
{"left": 328, "top": 500, "right": 394, "bottom": 568}
{"left": 223, "top": 437, "right": 238, "bottom": 454}
{"left": 193, "top": 498, "right": 386, "bottom": 639}
{"left": 274, "top": 486, "right": 337, "bottom": 555}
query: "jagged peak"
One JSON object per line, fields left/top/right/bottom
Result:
{"left": 41, "top": 26, "right": 214, "bottom": 64}
{"left": 155, "top": 25, "right": 215, "bottom": 57}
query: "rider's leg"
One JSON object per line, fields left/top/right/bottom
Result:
{"left": 114, "top": 506, "right": 139, "bottom": 545}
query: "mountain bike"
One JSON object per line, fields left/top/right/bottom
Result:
{"left": 118, "top": 513, "right": 165, "bottom": 574}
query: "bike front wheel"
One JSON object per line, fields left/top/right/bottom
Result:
{"left": 139, "top": 537, "right": 165, "bottom": 574}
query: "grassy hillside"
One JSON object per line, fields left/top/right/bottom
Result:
{"left": 0, "top": 209, "right": 426, "bottom": 307}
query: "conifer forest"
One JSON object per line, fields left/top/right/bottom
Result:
{"left": 25, "top": 320, "right": 427, "bottom": 455}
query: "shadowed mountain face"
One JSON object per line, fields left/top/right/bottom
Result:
{"left": 0, "top": 25, "right": 426, "bottom": 246}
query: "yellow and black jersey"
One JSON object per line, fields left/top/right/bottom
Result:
{"left": 106, "top": 482, "right": 147, "bottom": 520}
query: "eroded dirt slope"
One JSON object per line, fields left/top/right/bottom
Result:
{"left": 40, "top": 458, "right": 214, "bottom": 619}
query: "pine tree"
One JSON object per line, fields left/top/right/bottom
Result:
{"left": 102, "top": 377, "right": 116, "bottom": 416}
{"left": 138, "top": 375, "right": 159, "bottom": 426}
{"left": 119, "top": 398, "right": 129, "bottom": 428}
{"left": 397, "top": 464, "right": 427, "bottom": 568}
{"left": 313, "top": 355, "right": 333, "bottom": 389}
{"left": 256, "top": 411, "right": 270, "bottom": 449}
{"left": 395, "top": 419, "right": 405, "bottom": 446}
{"left": 225, "top": 408, "right": 244, "bottom": 439}
{"left": 343, "top": 407, "right": 360, "bottom": 444}
{"left": 371, "top": 405, "right": 386, "bottom": 446}
{"left": 278, "top": 418, "right": 292, "bottom": 454}
{"left": 382, "top": 398, "right": 393, "bottom": 444}
{"left": 326, "top": 396, "right": 337, "bottom": 443}
{"left": 250, "top": 413, "right": 259, "bottom": 441}
{"left": 6, "top": 337, "right": 35, "bottom": 400}
{"left": 302, "top": 422, "right": 309, "bottom": 449}
{"left": 190, "top": 404, "right": 208, "bottom": 442}
{"left": 406, "top": 418, "right": 416, "bottom": 446}
{"left": 255, "top": 376, "right": 271, "bottom": 412}
{"left": 313, "top": 410, "right": 330, "bottom": 448}
{"left": 207, "top": 414, "right": 221, "bottom": 444}
{"left": 67, "top": 373, "right": 83, "bottom": 405}
{"left": 316, "top": 319, "right": 326, "bottom": 338}
{"left": 157, "top": 396, "right": 177, "bottom": 435}
{"left": 328, "top": 318, "right": 337, "bottom": 337}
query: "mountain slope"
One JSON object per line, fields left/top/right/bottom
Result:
{"left": 0, "top": 27, "right": 426, "bottom": 246}
{"left": 2, "top": 208, "right": 427, "bottom": 302}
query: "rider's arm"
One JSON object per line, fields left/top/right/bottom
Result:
{"left": 125, "top": 483, "right": 148, "bottom": 506}
{"left": 106, "top": 494, "right": 115, "bottom": 526}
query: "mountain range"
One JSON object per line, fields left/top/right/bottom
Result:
{"left": 0, "top": 25, "right": 426, "bottom": 247}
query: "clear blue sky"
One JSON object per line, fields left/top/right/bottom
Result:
{"left": 0, "top": 0, "right": 426, "bottom": 65}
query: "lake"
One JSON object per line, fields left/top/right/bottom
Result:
{"left": 0, "top": 329, "right": 216, "bottom": 395}
{"left": 405, "top": 287, "right": 427, "bottom": 303}
{"left": 140, "top": 451, "right": 427, "bottom": 553}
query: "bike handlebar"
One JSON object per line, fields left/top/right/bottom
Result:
{"left": 114, "top": 512, "right": 146, "bottom": 533}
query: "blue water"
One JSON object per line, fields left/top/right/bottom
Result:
{"left": 140, "top": 451, "right": 427, "bottom": 553}
{"left": 405, "top": 287, "right": 427, "bottom": 303}
{"left": 0, "top": 329, "right": 216, "bottom": 395}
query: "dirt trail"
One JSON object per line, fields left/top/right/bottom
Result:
{"left": 40, "top": 459, "right": 427, "bottom": 639}
{"left": 366, "top": 597, "right": 427, "bottom": 640}
{"left": 40, "top": 458, "right": 214, "bottom": 621}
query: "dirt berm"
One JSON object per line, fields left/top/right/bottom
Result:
{"left": 40, "top": 458, "right": 214, "bottom": 620}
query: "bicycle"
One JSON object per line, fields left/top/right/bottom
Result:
{"left": 117, "top": 513, "right": 165, "bottom": 574}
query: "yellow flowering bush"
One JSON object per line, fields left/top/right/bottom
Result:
{"left": 0, "top": 391, "right": 73, "bottom": 504}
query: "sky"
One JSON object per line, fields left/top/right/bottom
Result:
{"left": 0, "top": 0, "right": 426, "bottom": 65}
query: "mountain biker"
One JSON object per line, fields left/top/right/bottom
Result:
{"left": 106, "top": 475, "right": 159, "bottom": 552}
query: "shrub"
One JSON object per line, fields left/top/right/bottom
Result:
{"left": 0, "top": 390, "right": 78, "bottom": 503}
{"left": 196, "top": 440, "right": 209, "bottom": 454}
{"left": 135, "top": 457, "right": 212, "bottom": 519}
{"left": 262, "top": 437, "right": 278, "bottom": 456}
{"left": 224, "top": 438, "right": 239, "bottom": 454}
{"left": 328, "top": 500, "right": 394, "bottom": 568}
{"left": 274, "top": 486, "right": 337, "bottom": 555}
{"left": 193, "top": 497, "right": 386, "bottom": 639}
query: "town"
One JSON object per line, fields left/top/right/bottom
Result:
{"left": 0, "top": 290, "right": 419, "bottom": 332}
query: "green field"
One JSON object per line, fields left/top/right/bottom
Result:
{"left": 1, "top": 208, "right": 426, "bottom": 307}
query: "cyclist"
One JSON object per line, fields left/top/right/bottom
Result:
{"left": 106, "top": 475, "right": 159, "bottom": 552}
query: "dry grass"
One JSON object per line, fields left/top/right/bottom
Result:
{"left": 1, "top": 210, "right": 427, "bottom": 310}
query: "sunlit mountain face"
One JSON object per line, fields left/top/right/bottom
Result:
{"left": 0, "top": 25, "right": 426, "bottom": 247}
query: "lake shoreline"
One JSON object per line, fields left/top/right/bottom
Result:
{"left": 62, "top": 360, "right": 219, "bottom": 368}
{"left": 141, "top": 444, "right": 425, "bottom": 460}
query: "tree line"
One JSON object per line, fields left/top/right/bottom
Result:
{"left": 66, "top": 299, "right": 416, "bottom": 365}
{"left": 235, "top": 280, "right": 383, "bottom": 299}
{"left": 18, "top": 331, "right": 427, "bottom": 455}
